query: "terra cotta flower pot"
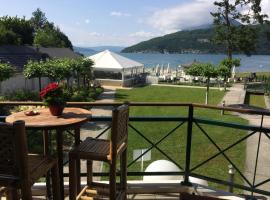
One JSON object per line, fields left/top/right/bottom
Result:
{"left": 49, "top": 105, "right": 65, "bottom": 116}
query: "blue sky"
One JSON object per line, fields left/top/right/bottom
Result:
{"left": 1, "top": 0, "right": 270, "bottom": 47}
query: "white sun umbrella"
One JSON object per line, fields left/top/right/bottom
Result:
{"left": 231, "top": 65, "right": 236, "bottom": 78}
{"left": 155, "top": 64, "right": 160, "bottom": 74}
{"left": 161, "top": 64, "right": 164, "bottom": 75}
{"left": 166, "top": 63, "right": 171, "bottom": 74}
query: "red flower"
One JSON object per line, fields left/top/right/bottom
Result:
{"left": 40, "top": 82, "right": 59, "bottom": 98}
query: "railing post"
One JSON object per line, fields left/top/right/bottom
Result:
{"left": 182, "top": 104, "right": 193, "bottom": 186}
{"left": 228, "top": 164, "right": 235, "bottom": 193}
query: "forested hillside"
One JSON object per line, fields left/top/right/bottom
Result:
{"left": 122, "top": 25, "right": 270, "bottom": 54}
{"left": 0, "top": 8, "right": 73, "bottom": 49}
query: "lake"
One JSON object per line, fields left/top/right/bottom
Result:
{"left": 79, "top": 50, "right": 270, "bottom": 73}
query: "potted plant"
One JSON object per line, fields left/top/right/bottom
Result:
{"left": 40, "top": 82, "right": 66, "bottom": 116}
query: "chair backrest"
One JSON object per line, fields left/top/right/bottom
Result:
{"left": 110, "top": 104, "right": 129, "bottom": 155}
{"left": 0, "top": 121, "right": 29, "bottom": 185}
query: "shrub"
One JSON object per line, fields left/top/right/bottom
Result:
{"left": 4, "top": 89, "right": 40, "bottom": 101}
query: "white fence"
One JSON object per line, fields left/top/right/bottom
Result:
{"left": 0, "top": 73, "right": 50, "bottom": 94}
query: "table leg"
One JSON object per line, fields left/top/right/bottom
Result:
{"left": 43, "top": 130, "right": 52, "bottom": 199}
{"left": 56, "top": 129, "right": 64, "bottom": 199}
{"left": 74, "top": 127, "right": 81, "bottom": 194}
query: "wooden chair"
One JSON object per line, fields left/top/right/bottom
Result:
{"left": 180, "top": 192, "right": 224, "bottom": 200}
{"left": 69, "top": 104, "right": 129, "bottom": 200}
{"left": 0, "top": 120, "right": 60, "bottom": 200}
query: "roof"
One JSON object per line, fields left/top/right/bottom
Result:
{"left": 0, "top": 45, "right": 81, "bottom": 71}
{"left": 88, "top": 50, "right": 143, "bottom": 70}
{"left": 0, "top": 45, "right": 44, "bottom": 71}
{"left": 36, "top": 47, "right": 81, "bottom": 59}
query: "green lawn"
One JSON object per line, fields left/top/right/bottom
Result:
{"left": 245, "top": 93, "right": 266, "bottom": 108}
{"left": 236, "top": 71, "right": 270, "bottom": 77}
{"left": 115, "top": 85, "right": 247, "bottom": 190}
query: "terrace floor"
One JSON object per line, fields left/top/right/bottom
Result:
{"left": 30, "top": 181, "right": 246, "bottom": 200}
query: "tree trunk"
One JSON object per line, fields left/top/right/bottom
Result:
{"left": 66, "top": 78, "right": 70, "bottom": 91}
{"left": 38, "top": 77, "right": 42, "bottom": 92}
{"left": 77, "top": 76, "right": 80, "bottom": 88}
{"left": 224, "top": 76, "right": 227, "bottom": 91}
{"left": 205, "top": 77, "right": 210, "bottom": 104}
{"left": 224, "top": 0, "right": 233, "bottom": 62}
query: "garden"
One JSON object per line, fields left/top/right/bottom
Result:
{"left": 115, "top": 85, "right": 248, "bottom": 191}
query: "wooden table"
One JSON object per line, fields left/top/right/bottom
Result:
{"left": 6, "top": 107, "right": 91, "bottom": 199}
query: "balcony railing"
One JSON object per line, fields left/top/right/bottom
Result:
{"left": 1, "top": 101, "right": 270, "bottom": 199}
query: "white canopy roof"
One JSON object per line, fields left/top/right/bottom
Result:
{"left": 87, "top": 50, "right": 143, "bottom": 70}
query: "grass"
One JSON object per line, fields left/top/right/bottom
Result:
{"left": 236, "top": 72, "right": 270, "bottom": 77}
{"left": 245, "top": 93, "right": 266, "bottom": 108}
{"left": 114, "top": 85, "right": 247, "bottom": 191}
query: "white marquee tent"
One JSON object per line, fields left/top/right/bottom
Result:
{"left": 87, "top": 50, "right": 144, "bottom": 87}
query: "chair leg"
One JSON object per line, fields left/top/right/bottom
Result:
{"left": 51, "top": 162, "right": 61, "bottom": 200}
{"left": 20, "top": 180, "right": 32, "bottom": 200}
{"left": 120, "top": 149, "right": 127, "bottom": 200}
{"left": 109, "top": 161, "right": 117, "bottom": 200}
{"left": 69, "top": 156, "right": 77, "bottom": 200}
{"left": 86, "top": 160, "right": 93, "bottom": 186}
{"left": 6, "top": 187, "right": 19, "bottom": 200}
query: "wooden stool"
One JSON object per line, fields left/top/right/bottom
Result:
{"left": 69, "top": 104, "right": 129, "bottom": 200}
{"left": 0, "top": 120, "right": 60, "bottom": 200}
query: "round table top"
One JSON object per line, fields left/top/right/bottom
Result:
{"left": 6, "top": 107, "right": 91, "bottom": 129}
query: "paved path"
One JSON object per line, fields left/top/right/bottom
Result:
{"left": 220, "top": 84, "right": 270, "bottom": 198}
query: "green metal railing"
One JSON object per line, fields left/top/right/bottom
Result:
{"left": 1, "top": 102, "right": 270, "bottom": 198}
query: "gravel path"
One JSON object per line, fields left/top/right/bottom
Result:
{"left": 220, "top": 84, "right": 270, "bottom": 198}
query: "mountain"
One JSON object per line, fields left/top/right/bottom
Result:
{"left": 74, "top": 47, "right": 97, "bottom": 56}
{"left": 122, "top": 24, "right": 270, "bottom": 55}
{"left": 90, "top": 46, "right": 125, "bottom": 53}
{"left": 185, "top": 19, "right": 241, "bottom": 31}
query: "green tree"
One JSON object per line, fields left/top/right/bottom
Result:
{"left": 30, "top": 8, "right": 47, "bottom": 31}
{"left": 211, "top": 0, "right": 268, "bottom": 62}
{"left": 218, "top": 58, "right": 240, "bottom": 90}
{"left": 187, "top": 63, "right": 218, "bottom": 104}
{"left": 24, "top": 60, "right": 46, "bottom": 92}
{"left": 33, "top": 23, "right": 73, "bottom": 49}
{"left": 0, "top": 16, "right": 34, "bottom": 45}
{"left": 0, "top": 24, "right": 20, "bottom": 45}
{"left": 0, "top": 63, "right": 14, "bottom": 82}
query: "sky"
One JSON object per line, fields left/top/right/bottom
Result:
{"left": 1, "top": 0, "right": 270, "bottom": 47}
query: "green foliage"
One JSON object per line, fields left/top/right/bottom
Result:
{"left": 0, "top": 9, "right": 73, "bottom": 48}
{"left": 186, "top": 63, "right": 218, "bottom": 78}
{"left": 217, "top": 65, "right": 231, "bottom": 78}
{"left": 4, "top": 89, "right": 40, "bottom": 101}
{"left": 0, "top": 24, "right": 20, "bottom": 45}
{"left": 211, "top": 0, "right": 268, "bottom": 58}
{"left": 0, "top": 63, "right": 14, "bottom": 82}
{"left": 24, "top": 60, "right": 46, "bottom": 79}
{"left": 30, "top": 8, "right": 47, "bottom": 30}
{"left": 0, "top": 16, "right": 34, "bottom": 45}
{"left": 33, "top": 24, "right": 73, "bottom": 49}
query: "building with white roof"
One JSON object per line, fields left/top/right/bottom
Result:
{"left": 87, "top": 50, "right": 144, "bottom": 87}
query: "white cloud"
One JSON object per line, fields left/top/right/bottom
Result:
{"left": 85, "top": 19, "right": 90, "bottom": 24}
{"left": 147, "top": 0, "right": 215, "bottom": 33}
{"left": 129, "top": 31, "right": 157, "bottom": 38}
{"left": 59, "top": 25, "right": 159, "bottom": 47}
{"left": 110, "top": 11, "right": 131, "bottom": 17}
{"left": 262, "top": 0, "right": 270, "bottom": 17}
{"left": 89, "top": 32, "right": 103, "bottom": 37}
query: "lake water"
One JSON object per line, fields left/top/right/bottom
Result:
{"left": 80, "top": 50, "right": 270, "bottom": 73}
